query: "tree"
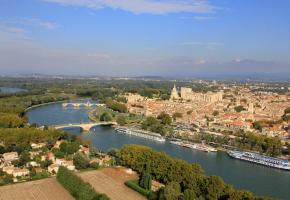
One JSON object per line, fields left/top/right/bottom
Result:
{"left": 158, "top": 112, "right": 172, "bottom": 125}
{"left": 183, "top": 189, "right": 197, "bottom": 200}
{"left": 139, "top": 172, "right": 152, "bottom": 190}
{"left": 100, "top": 112, "right": 112, "bottom": 122}
{"left": 163, "top": 182, "right": 181, "bottom": 200}
{"left": 172, "top": 112, "right": 183, "bottom": 120}
{"left": 73, "top": 153, "right": 90, "bottom": 169}
{"left": 212, "top": 111, "right": 219, "bottom": 116}
{"left": 234, "top": 106, "right": 245, "bottom": 113}
{"left": 253, "top": 121, "right": 262, "bottom": 131}
{"left": 60, "top": 142, "right": 79, "bottom": 155}
{"left": 116, "top": 116, "right": 126, "bottom": 126}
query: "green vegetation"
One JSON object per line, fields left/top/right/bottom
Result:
{"left": 234, "top": 106, "right": 246, "bottom": 113}
{"left": 57, "top": 166, "right": 110, "bottom": 200}
{"left": 100, "top": 112, "right": 113, "bottom": 122}
{"left": 141, "top": 116, "right": 166, "bottom": 136}
{"left": 0, "top": 112, "right": 26, "bottom": 128}
{"left": 125, "top": 180, "right": 151, "bottom": 197}
{"left": 118, "top": 145, "right": 272, "bottom": 200}
{"left": 105, "top": 99, "right": 127, "bottom": 113}
{"left": 157, "top": 112, "right": 172, "bottom": 125}
{"left": 282, "top": 107, "right": 290, "bottom": 121}
{"left": 172, "top": 112, "right": 183, "bottom": 120}
{"left": 0, "top": 128, "right": 66, "bottom": 151}
{"left": 73, "top": 152, "right": 90, "bottom": 170}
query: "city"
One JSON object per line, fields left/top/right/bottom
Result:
{"left": 1, "top": 1, "right": 290, "bottom": 200}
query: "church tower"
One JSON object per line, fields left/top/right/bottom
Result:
{"left": 170, "top": 84, "right": 179, "bottom": 100}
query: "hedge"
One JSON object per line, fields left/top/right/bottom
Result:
{"left": 125, "top": 180, "right": 151, "bottom": 197}
{"left": 57, "top": 167, "right": 110, "bottom": 200}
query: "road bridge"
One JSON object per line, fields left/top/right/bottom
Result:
{"left": 53, "top": 122, "right": 117, "bottom": 132}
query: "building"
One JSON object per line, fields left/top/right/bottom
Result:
{"left": 170, "top": 85, "right": 223, "bottom": 103}
{"left": 48, "top": 164, "right": 59, "bottom": 174}
{"left": 12, "top": 168, "right": 29, "bottom": 177}
{"left": 3, "top": 152, "right": 18, "bottom": 162}
{"left": 170, "top": 84, "right": 179, "bottom": 100}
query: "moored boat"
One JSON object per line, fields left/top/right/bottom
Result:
{"left": 228, "top": 150, "right": 290, "bottom": 170}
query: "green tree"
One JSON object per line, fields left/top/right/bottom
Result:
{"left": 60, "top": 142, "right": 79, "bottom": 155}
{"left": 158, "top": 112, "right": 172, "bottom": 125}
{"left": 212, "top": 110, "right": 219, "bottom": 116}
{"left": 139, "top": 172, "right": 152, "bottom": 190}
{"left": 116, "top": 115, "right": 126, "bottom": 126}
{"left": 172, "top": 112, "right": 183, "bottom": 120}
{"left": 100, "top": 112, "right": 112, "bottom": 122}
{"left": 234, "top": 106, "right": 245, "bottom": 113}
{"left": 73, "top": 153, "right": 90, "bottom": 170}
{"left": 163, "top": 182, "right": 181, "bottom": 200}
{"left": 253, "top": 121, "right": 262, "bottom": 131}
{"left": 183, "top": 189, "right": 197, "bottom": 200}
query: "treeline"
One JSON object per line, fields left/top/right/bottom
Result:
{"left": 0, "top": 112, "right": 26, "bottom": 128}
{"left": 57, "top": 166, "right": 110, "bottom": 200}
{"left": 235, "top": 132, "right": 282, "bottom": 157}
{"left": 0, "top": 93, "right": 71, "bottom": 128}
{"left": 117, "top": 145, "right": 272, "bottom": 200}
{"left": 141, "top": 113, "right": 173, "bottom": 136}
{"left": 0, "top": 128, "right": 66, "bottom": 148}
{"left": 105, "top": 99, "right": 127, "bottom": 113}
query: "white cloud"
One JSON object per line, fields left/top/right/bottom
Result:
{"left": 43, "top": 0, "right": 217, "bottom": 14}
{"left": 193, "top": 16, "right": 215, "bottom": 20}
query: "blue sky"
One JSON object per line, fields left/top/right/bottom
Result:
{"left": 0, "top": 0, "right": 290, "bottom": 78}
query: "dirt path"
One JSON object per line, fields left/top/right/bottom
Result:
{"left": 78, "top": 167, "right": 146, "bottom": 200}
{"left": 0, "top": 177, "right": 74, "bottom": 200}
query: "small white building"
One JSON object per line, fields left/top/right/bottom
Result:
{"left": 48, "top": 164, "right": 59, "bottom": 174}
{"left": 3, "top": 152, "right": 18, "bottom": 162}
{"left": 12, "top": 168, "right": 30, "bottom": 178}
{"left": 31, "top": 143, "right": 46, "bottom": 149}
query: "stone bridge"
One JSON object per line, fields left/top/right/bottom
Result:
{"left": 53, "top": 122, "right": 117, "bottom": 132}
{"left": 62, "top": 102, "right": 105, "bottom": 108}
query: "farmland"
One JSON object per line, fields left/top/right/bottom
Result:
{"left": 0, "top": 177, "right": 73, "bottom": 200}
{"left": 78, "top": 167, "right": 146, "bottom": 200}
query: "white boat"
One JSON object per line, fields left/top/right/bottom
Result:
{"left": 228, "top": 150, "right": 290, "bottom": 170}
{"left": 115, "top": 127, "right": 165, "bottom": 142}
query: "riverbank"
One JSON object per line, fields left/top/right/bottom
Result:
{"left": 24, "top": 100, "right": 68, "bottom": 112}
{"left": 25, "top": 102, "right": 290, "bottom": 199}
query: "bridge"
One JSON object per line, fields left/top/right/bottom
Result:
{"left": 53, "top": 122, "right": 117, "bottom": 132}
{"left": 62, "top": 102, "right": 105, "bottom": 108}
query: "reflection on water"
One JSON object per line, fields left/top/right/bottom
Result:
{"left": 26, "top": 102, "right": 290, "bottom": 200}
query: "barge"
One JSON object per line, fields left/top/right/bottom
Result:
{"left": 228, "top": 150, "right": 290, "bottom": 170}
{"left": 115, "top": 127, "right": 165, "bottom": 142}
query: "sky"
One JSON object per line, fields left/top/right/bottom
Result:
{"left": 0, "top": 0, "right": 290, "bottom": 79}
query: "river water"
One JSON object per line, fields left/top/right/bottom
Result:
{"left": 0, "top": 87, "right": 27, "bottom": 94}
{"left": 26, "top": 102, "right": 290, "bottom": 200}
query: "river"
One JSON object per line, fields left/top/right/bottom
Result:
{"left": 0, "top": 87, "right": 27, "bottom": 94}
{"left": 26, "top": 101, "right": 290, "bottom": 200}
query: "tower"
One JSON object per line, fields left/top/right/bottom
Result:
{"left": 170, "top": 84, "right": 179, "bottom": 100}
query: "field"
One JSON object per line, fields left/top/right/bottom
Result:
{"left": 0, "top": 177, "right": 74, "bottom": 200}
{"left": 78, "top": 167, "right": 146, "bottom": 200}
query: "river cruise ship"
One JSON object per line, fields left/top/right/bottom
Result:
{"left": 115, "top": 127, "right": 165, "bottom": 142}
{"left": 228, "top": 150, "right": 290, "bottom": 170}
{"left": 169, "top": 139, "right": 217, "bottom": 152}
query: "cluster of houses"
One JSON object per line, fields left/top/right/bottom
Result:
{"left": 0, "top": 140, "right": 113, "bottom": 183}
